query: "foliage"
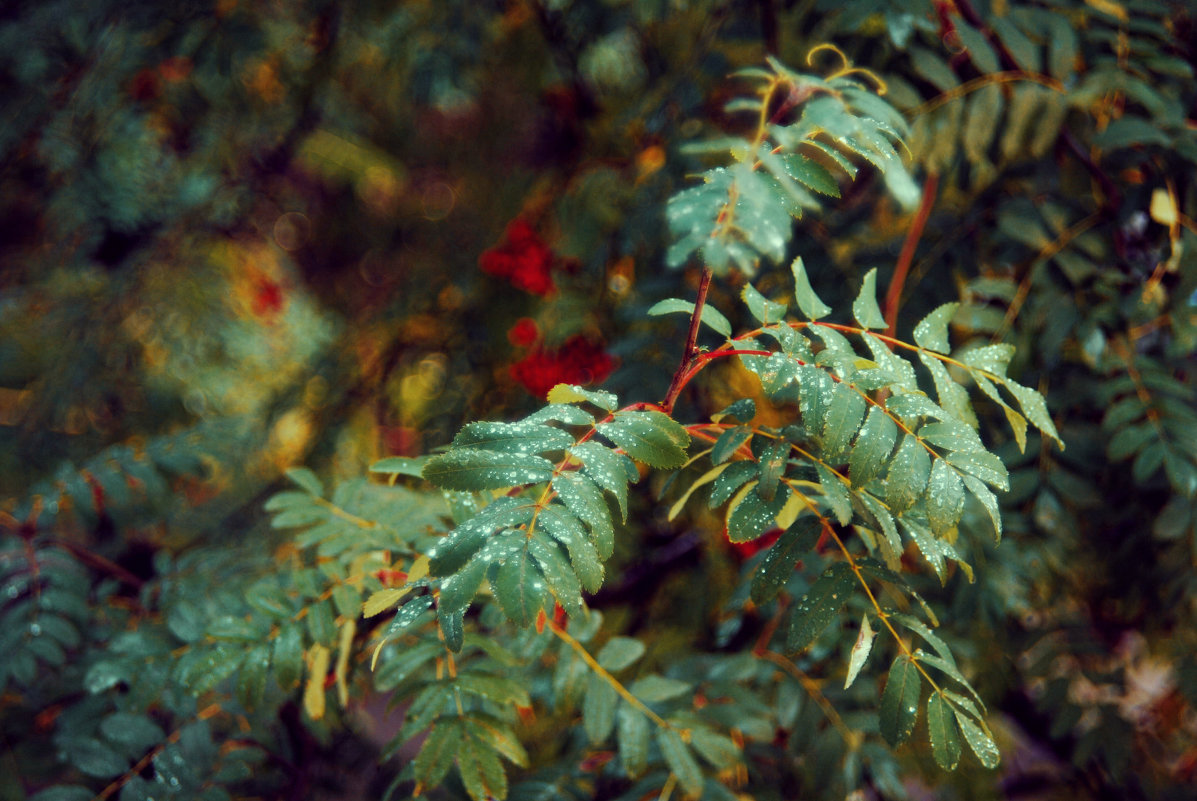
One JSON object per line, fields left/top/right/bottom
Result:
{"left": 2, "top": 2, "right": 1196, "bottom": 801}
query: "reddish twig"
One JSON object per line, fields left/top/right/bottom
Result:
{"left": 661, "top": 267, "right": 713, "bottom": 414}
{"left": 884, "top": 171, "right": 940, "bottom": 338}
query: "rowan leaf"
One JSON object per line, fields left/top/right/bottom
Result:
{"left": 880, "top": 655, "right": 921, "bottom": 746}
{"left": 657, "top": 728, "right": 704, "bottom": 798}
{"left": 786, "top": 561, "right": 854, "bottom": 652}
{"left": 751, "top": 516, "right": 822, "bottom": 604}
{"left": 852, "top": 268, "right": 886, "bottom": 330}
{"left": 597, "top": 411, "right": 690, "bottom": 468}
{"left": 927, "top": 691, "right": 962, "bottom": 770}
{"left": 886, "top": 434, "right": 931, "bottom": 512}
{"left": 422, "top": 450, "right": 554, "bottom": 491}
{"left": 844, "top": 614, "right": 877, "bottom": 689}
{"left": 791, "top": 257, "right": 832, "bottom": 320}
{"left": 913, "top": 303, "right": 958, "bottom": 354}
{"left": 647, "top": 297, "right": 733, "bottom": 338}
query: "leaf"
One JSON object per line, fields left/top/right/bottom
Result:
{"left": 546, "top": 384, "right": 618, "bottom": 411}
{"left": 491, "top": 545, "right": 543, "bottom": 628}
{"left": 852, "top": 268, "right": 886, "bottom": 330}
{"left": 944, "top": 450, "right": 1009, "bottom": 491}
{"left": 886, "top": 434, "right": 931, "bottom": 512}
{"left": 373, "top": 596, "right": 435, "bottom": 668}
{"left": 797, "top": 364, "right": 837, "bottom": 439}
{"left": 423, "top": 450, "right": 554, "bottom": 491}
{"left": 29, "top": 788, "right": 94, "bottom": 801}
{"left": 913, "top": 303, "right": 958, "bottom": 354}
{"left": 816, "top": 464, "right": 852, "bottom": 525}
{"left": 428, "top": 498, "right": 528, "bottom": 576}
{"left": 1003, "top": 379, "right": 1063, "bottom": 449}
{"left": 529, "top": 533, "right": 584, "bottom": 616}
{"left": 273, "top": 624, "right": 303, "bottom": 689}
{"left": 597, "top": 636, "right": 646, "bottom": 672}
{"left": 844, "top": 614, "right": 876, "bottom": 689}
{"left": 100, "top": 713, "right": 165, "bottom": 754}
{"left": 791, "top": 257, "right": 832, "bottom": 320}
{"left": 369, "top": 456, "right": 429, "bottom": 478}
{"left": 742, "top": 283, "right": 788, "bottom": 324}
{"left": 712, "top": 426, "right": 753, "bottom": 465}
{"left": 285, "top": 466, "right": 323, "bottom": 497}
{"left": 690, "top": 728, "right": 741, "bottom": 770}
{"left": 786, "top": 562, "right": 854, "bottom": 652}
{"left": 457, "top": 727, "right": 508, "bottom": 801}
{"left": 304, "top": 644, "right": 330, "bottom": 720}
{"left": 363, "top": 588, "right": 408, "bottom": 618}
{"left": 597, "top": 411, "right": 690, "bottom": 469}
{"left": 927, "top": 691, "right": 963, "bottom": 770}
{"left": 439, "top": 607, "right": 464, "bottom": 652}
{"left": 880, "top": 655, "right": 921, "bottom": 747}
{"left": 538, "top": 503, "right": 604, "bottom": 593}
{"left": 552, "top": 472, "right": 614, "bottom": 561}
{"left": 954, "top": 708, "right": 1001, "bottom": 768}
{"left": 962, "top": 474, "right": 1002, "bottom": 542}
{"left": 657, "top": 729, "right": 704, "bottom": 798}
{"left": 849, "top": 407, "right": 899, "bottom": 487}
{"left": 822, "top": 383, "right": 867, "bottom": 461}
{"left": 617, "top": 707, "right": 650, "bottom": 777}
{"left": 464, "top": 715, "right": 530, "bottom": 768}
{"left": 919, "top": 353, "right": 978, "bottom": 428}
{"left": 756, "top": 438, "right": 790, "bottom": 501}
{"left": 413, "top": 719, "right": 461, "bottom": 791}
{"left": 727, "top": 484, "right": 789, "bottom": 543}
{"left": 647, "top": 297, "right": 733, "bottom": 338}
{"left": 629, "top": 675, "right": 693, "bottom": 703}
{"left": 583, "top": 673, "right": 618, "bottom": 744}
{"left": 571, "top": 441, "right": 637, "bottom": 522}
{"left": 954, "top": 20, "right": 999, "bottom": 74}
{"left": 709, "top": 460, "right": 758, "bottom": 508}
{"left": 926, "top": 460, "right": 966, "bottom": 536}
{"left": 451, "top": 421, "right": 574, "bottom": 454}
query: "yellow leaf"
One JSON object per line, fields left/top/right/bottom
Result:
{"left": 1149, "top": 187, "right": 1177, "bottom": 227}
{"left": 335, "top": 619, "right": 355, "bottom": 708}
{"left": 304, "top": 644, "right": 330, "bottom": 720}
{"left": 363, "top": 587, "right": 408, "bottom": 618}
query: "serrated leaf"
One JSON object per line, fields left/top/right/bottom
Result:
{"left": 786, "top": 562, "right": 854, "bottom": 652}
{"left": 886, "top": 435, "right": 931, "bottom": 512}
{"left": 647, "top": 298, "right": 733, "bottom": 338}
{"left": 546, "top": 384, "right": 618, "bottom": 410}
{"left": 1003, "top": 379, "right": 1063, "bottom": 449}
{"left": 914, "top": 650, "right": 984, "bottom": 709}
{"left": 285, "top": 467, "right": 323, "bottom": 496}
{"left": 746, "top": 514, "right": 823, "bottom": 603}
{"left": 690, "top": 728, "right": 740, "bottom": 770}
{"left": 437, "top": 554, "right": 488, "bottom": 617}
{"left": 954, "top": 709, "right": 1001, "bottom": 768}
{"left": 913, "top": 303, "right": 958, "bottom": 354}
{"left": 712, "top": 426, "right": 753, "bottom": 465}
{"left": 791, "top": 257, "right": 832, "bottom": 320}
{"left": 529, "top": 533, "right": 584, "bottom": 616}
{"left": 571, "top": 441, "right": 636, "bottom": 522}
{"left": 273, "top": 624, "right": 303, "bottom": 689}
{"left": 369, "top": 456, "right": 429, "bottom": 478}
{"left": 413, "top": 719, "right": 461, "bottom": 791}
{"left": 849, "top": 407, "right": 899, "bottom": 487}
{"left": 423, "top": 450, "right": 553, "bottom": 491}
{"left": 597, "top": 411, "right": 689, "bottom": 469}
{"left": 844, "top": 614, "right": 876, "bottom": 689}
{"left": 919, "top": 353, "right": 978, "bottom": 428}
{"left": 629, "top": 674, "right": 692, "bottom": 703}
{"left": 756, "top": 438, "right": 790, "bottom": 501}
{"left": 439, "top": 606, "right": 464, "bottom": 653}
{"left": 452, "top": 420, "right": 574, "bottom": 455}
{"left": 464, "top": 715, "right": 530, "bottom": 768}
{"left": 363, "top": 588, "right": 408, "bottom": 618}
{"left": 880, "top": 656, "right": 921, "bottom": 746}
{"left": 944, "top": 450, "right": 1008, "bottom": 491}
{"left": 618, "top": 707, "right": 650, "bottom": 777}
{"left": 962, "top": 474, "right": 1002, "bottom": 542}
{"left": 597, "top": 636, "right": 646, "bottom": 671}
{"left": 852, "top": 268, "right": 886, "bottom": 329}
{"left": 742, "top": 283, "right": 788, "bottom": 324}
{"left": 727, "top": 484, "right": 789, "bottom": 543}
{"left": 797, "top": 365, "right": 837, "bottom": 438}
{"left": 538, "top": 503, "right": 604, "bottom": 592}
{"left": 583, "top": 673, "right": 618, "bottom": 744}
{"left": 709, "top": 460, "right": 758, "bottom": 508}
{"left": 927, "top": 691, "right": 962, "bottom": 770}
{"left": 303, "top": 644, "right": 330, "bottom": 720}
{"left": 822, "top": 383, "right": 867, "bottom": 461}
{"left": 552, "top": 472, "right": 614, "bottom": 561}
{"left": 457, "top": 728, "right": 508, "bottom": 801}
{"left": 926, "top": 460, "right": 965, "bottom": 536}
{"left": 491, "top": 545, "right": 542, "bottom": 628}
{"left": 657, "top": 729, "right": 704, "bottom": 798}
{"left": 816, "top": 464, "right": 852, "bottom": 525}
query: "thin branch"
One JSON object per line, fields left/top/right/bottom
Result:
{"left": 660, "top": 267, "right": 713, "bottom": 414}
{"left": 884, "top": 171, "right": 940, "bottom": 338}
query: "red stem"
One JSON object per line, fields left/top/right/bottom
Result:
{"left": 884, "top": 171, "right": 939, "bottom": 338}
{"left": 661, "top": 267, "right": 714, "bottom": 414}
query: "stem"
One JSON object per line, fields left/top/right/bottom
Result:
{"left": 660, "top": 267, "right": 713, "bottom": 414}
{"left": 884, "top": 171, "right": 939, "bottom": 338}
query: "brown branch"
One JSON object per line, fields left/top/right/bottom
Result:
{"left": 660, "top": 267, "right": 713, "bottom": 414}
{"left": 884, "top": 171, "right": 940, "bottom": 338}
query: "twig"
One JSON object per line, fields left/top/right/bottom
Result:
{"left": 661, "top": 267, "right": 713, "bottom": 414}
{"left": 884, "top": 171, "right": 940, "bottom": 338}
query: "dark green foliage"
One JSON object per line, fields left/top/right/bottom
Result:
{"left": 3, "top": 1, "right": 1196, "bottom": 800}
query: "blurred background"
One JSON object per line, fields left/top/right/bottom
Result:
{"left": 2, "top": 1, "right": 1196, "bottom": 800}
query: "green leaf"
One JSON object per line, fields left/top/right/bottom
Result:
{"left": 852, "top": 268, "right": 886, "bottom": 330}
{"left": 439, "top": 606, "right": 464, "bottom": 653}
{"left": 742, "top": 283, "right": 788, "bottom": 324}
{"left": 927, "top": 691, "right": 963, "bottom": 770}
{"left": 954, "top": 708, "right": 1001, "bottom": 768}
{"left": 781, "top": 154, "right": 840, "bottom": 197}
{"left": 464, "top": 715, "right": 530, "bottom": 768}
{"left": 797, "top": 365, "right": 837, "bottom": 439}
{"left": 926, "top": 460, "right": 965, "bottom": 536}
{"left": 451, "top": 421, "right": 574, "bottom": 454}
{"left": 597, "top": 411, "right": 690, "bottom": 469}
{"left": 886, "top": 435, "right": 931, "bottom": 512}
{"left": 456, "top": 672, "right": 532, "bottom": 707}
{"left": 238, "top": 644, "right": 271, "bottom": 710}
{"left": 457, "top": 727, "right": 508, "bottom": 801}
{"left": 657, "top": 729, "right": 704, "bottom": 798}
{"left": 617, "top": 707, "right": 650, "bottom": 777}
{"left": 844, "top": 614, "right": 876, "bottom": 689}
{"left": 746, "top": 514, "right": 823, "bottom": 603}
{"left": 944, "top": 450, "right": 1009, "bottom": 491}
{"left": 382, "top": 596, "right": 435, "bottom": 640}
{"left": 285, "top": 467, "right": 323, "bottom": 497}
{"left": 822, "top": 383, "right": 867, "bottom": 462}
{"left": 423, "top": 450, "right": 554, "bottom": 491}
{"left": 437, "top": 554, "right": 488, "bottom": 617}
{"left": 712, "top": 426, "right": 753, "bottom": 465}
{"left": 647, "top": 298, "right": 733, "bottom": 339}
{"left": 538, "top": 503, "right": 604, "bottom": 593}
{"left": 913, "top": 303, "right": 958, "bottom": 354}
{"left": 273, "top": 624, "right": 303, "bottom": 690}
{"left": 756, "top": 438, "right": 790, "bottom": 501}
{"left": 529, "top": 533, "right": 584, "bottom": 616}
{"left": 597, "top": 637, "right": 646, "bottom": 671}
{"left": 571, "top": 441, "right": 637, "bottom": 522}
{"left": 491, "top": 545, "right": 543, "bottom": 627}
{"left": 690, "top": 728, "right": 741, "bottom": 770}
{"left": 629, "top": 675, "right": 693, "bottom": 703}
{"left": 915, "top": 650, "right": 984, "bottom": 709}
{"left": 816, "top": 464, "right": 852, "bottom": 525}
{"left": 100, "top": 713, "right": 165, "bottom": 754}
{"left": 369, "top": 456, "right": 428, "bottom": 478}
{"left": 727, "top": 484, "right": 789, "bottom": 543}
{"left": 880, "top": 656, "right": 921, "bottom": 747}
{"left": 791, "top": 257, "right": 832, "bottom": 320}
{"left": 849, "top": 407, "right": 899, "bottom": 487}
{"left": 1003, "top": 379, "right": 1063, "bottom": 449}
{"left": 786, "top": 562, "right": 854, "bottom": 652}
{"left": 962, "top": 475, "right": 1002, "bottom": 542}
{"left": 546, "top": 384, "right": 619, "bottom": 411}
{"left": 919, "top": 353, "right": 978, "bottom": 428}
{"left": 709, "top": 460, "right": 758, "bottom": 508}
{"left": 583, "top": 673, "right": 618, "bottom": 744}
{"left": 954, "top": 20, "right": 999, "bottom": 74}
{"left": 552, "top": 472, "right": 614, "bottom": 561}
{"left": 428, "top": 498, "right": 527, "bottom": 576}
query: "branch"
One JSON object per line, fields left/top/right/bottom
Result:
{"left": 660, "top": 267, "right": 713, "bottom": 414}
{"left": 884, "top": 171, "right": 939, "bottom": 338}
